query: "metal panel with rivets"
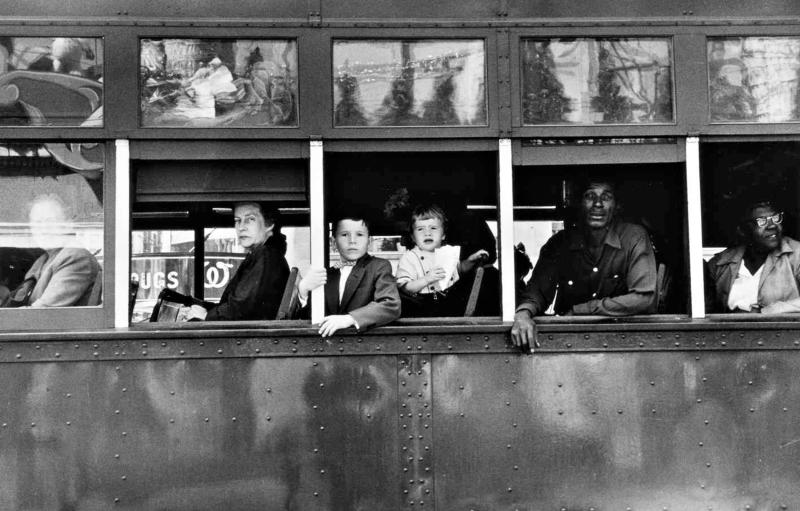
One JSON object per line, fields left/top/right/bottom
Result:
{"left": 0, "top": 325, "right": 799, "bottom": 509}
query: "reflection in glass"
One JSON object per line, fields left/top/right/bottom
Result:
{"left": 0, "top": 143, "right": 103, "bottom": 308}
{"left": 140, "top": 39, "right": 298, "bottom": 127}
{"left": 521, "top": 38, "right": 673, "bottom": 125}
{"left": 0, "top": 37, "right": 103, "bottom": 126}
{"left": 708, "top": 37, "right": 800, "bottom": 123}
{"left": 333, "top": 40, "right": 487, "bottom": 127}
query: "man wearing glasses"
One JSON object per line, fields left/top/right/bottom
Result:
{"left": 511, "top": 178, "right": 657, "bottom": 352}
{"left": 707, "top": 201, "right": 800, "bottom": 314}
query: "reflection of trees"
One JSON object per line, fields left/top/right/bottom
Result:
{"left": 522, "top": 42, "right": 571, "bottom": 124}
{"left": 421, "top": 74, "right": 458, "bottom": 125}
{"left": 591, "top": 42, "right": 672, "bottom": 123}
{"left": 334, "top": 73, "right": 367, "bottom": 126}
{"left": 591, "top": 45, "right": 634, "bottom": 123}
{"left": 377, "top": 42, "right": 421, "bottom": 126}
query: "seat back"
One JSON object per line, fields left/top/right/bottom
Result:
{"left": 275, "top": 267, "right": 299, "bottom": 320}
{"left": 655, "top": 262, "right": 671, "bottom": 313}
{"left": 87, "top": 268, "right": 103, "bottom": 306}
{"left": 128, "top": 278, "right": 140, "bottom": 323}
{"left": 463, "top": 265, "right": 486, "bottom": 317}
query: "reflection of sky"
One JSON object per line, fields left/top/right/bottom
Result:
{"left": 333, "top": 40, "right": 486, "bottom": 125}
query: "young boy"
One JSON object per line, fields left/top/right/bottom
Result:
{"left": 396, "top": 204, "right": 488, "bottom": 316}
{"left": 293, "top": 213, "right": 401, "bottom": 337}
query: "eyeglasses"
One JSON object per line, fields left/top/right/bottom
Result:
{"left": 751, "top": 212, "right": 783, "bottom": 228}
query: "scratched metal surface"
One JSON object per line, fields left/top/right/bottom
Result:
{"left": 0, "top": 357, "right": 400, "bottom": 510}
{"left": 432, "top": 352, "right": 800, "bottom": 511}
{"left": 2, "top": 348, "right": 800, "bottom": 510}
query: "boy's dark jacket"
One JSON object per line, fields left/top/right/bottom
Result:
{"left": 291, "top": 254, "right": 401, "bottom": 330}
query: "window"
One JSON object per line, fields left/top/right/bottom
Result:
{"left": 325, "top": 151, "right": 500, "bottom": 317}
{"left": 708, "top": 37, "right": 800, "bottom": 123}
{"left": 140, "top": 38, "right": 298, "bottom": 127}
{"left": 521, "top": 38, "right": 673, "bottom": 125}
{"left": 701, "top": 141, "right": 800, "bottom": 314}
{"left": 0, "top": 142, "right": 103, "bottom": 308}
{"left": 513, "top": 157, "right": 687, "bottom": 316}
{"left": 131, "top": 158, "right": 309, "bottom": 323}
{"left": 0, "top": 37, "right": 103, "bottom": 126}
{"left": 332, "top": 39, "right": 487, "bottom": 127}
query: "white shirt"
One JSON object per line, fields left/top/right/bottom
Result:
{"left": 338, "top": 265, "right": 353, "bottom": 303}
{"left": 728, "top": 262, "right": 763, "bottom": 312}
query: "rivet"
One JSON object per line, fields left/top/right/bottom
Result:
{"left": 505, "top": 401, "right": 510, "bottom": 406}
{"left": 266, "top": 388, "right": 272, "bottom": 392}
{"left": 652, "top": 409, "right": 657, "bottom": 414}
{"left": 320, "top": 426, "right": 325, "bottom": 430}
{"left": 179, "top": 350, "right": 185, "bottom": 355}
{"left": 114, "top": 454, "right": 120, "bottom": 459}
{"left": 698, "top": 442, "right": 703, "bottom": 446}
{"left": 512, "top": 423, "right": 517, "bottom": 427}
{"left": 748, "top": 381, "right": 753, "bottom": 385}
{"left": 447, "top": 345, "right": 453, "bottom": 350}
{"left": 506, "top": 444, "right": 511, "bottom": 449}
{"left": 584, "top": 335, "right": 590, "bottom": 340}
{"left": 93, "top": 344, "right": 99, "bottom": 349}
{"left": 783, "top": 407, "right": 789, "bottom": 412}
{"left": 757, "top": 341, "right": 764, "bottom": 346}
{"left": 313, "top": 492, "right": 319, "bottom": 497}
{"left": 292, "top": 348, "right": 298, "bottom": 353}
{"left": 66, "top": 393, "right": 72, "bottom": 398}
{"left": 199, "top": 342, "right": 204, "bottom": 346}
{"left": 114, "top": 410, "right": 120, "bottom": 415}
{"left": 320, "top": 469, "right": 325, "bottom": 474}
{"left": 511, "top": 380, "right": 517, "bottom": 385}
{"left": 565, "top": 343, "right": 572, "bottom": 348}
{"left": 617, "top": 409, "right": 623, "bottom": 414}
{"left": 121, "top": 475, "right": 127, "bottom": 480}
{"left": 558, "top": 410, "right": 563, "bottom": 415}
{"left": 75, "top": 344, "right": 80, "bottom": 349}
{"left": 603, "top": 343, "right": 609, "bottom": 348}
{"left": 639, "top": 342, "right": 644, "bottom": 347}
{"left": 232, "top": 417, "right": 237, "bottom": 422}
{"left": 161, "top": 342, "right": 167, "bottom": 347}
{"left": 507, "top": 487, "right": 512, "bottom": 492}
{"left": 484, "top": 344, "right": 490, "bottom": 349}
{"left": 54, "top": 353, "right": 61, "bottom": 358}
{"left": 255, "top": 348, "right": 261, "bottom": 353}
{"left": 674, "top": 342, "right": 680, "bottom": 347}
{"left": 15, "top": 354, "right": 20, "bottom": 359}
{"left": 170, "top": 391, "right": 175, "bottom": 395}
{"left": 204, "top": 418, "right": 209, "bottom": 423}
{"left": 66, "top": 421, "right": 71, "bottom": 426}
{"left": 217, "top": 349, "right": 223, "bottom": 354}
{"left": 169, "top": 418, "right": 174, "bottom": 423}
{"left": 706, "top": 462, "right": 711, "bottom": 467}
{"left": 338, "top": 347, "right": 344, "bottom": 352}
{"left": 650, "top": 381, "right": 655, "bottom": 386}
{"left": 721, "top": 341, "right": 726, "bottom": 346}
{"left": 704, "top": 420, "right": 709, "bottom": 425}
{"left": 750, "top": 408, "right": 755, "bottom": 413}
{"left": 697, "top": 399, "right": 702, "bottom": 403}
{"left": 30, "top": 423, "right": 35, "bottom": 427}
{"left": 114, "top": 498, "right": 120, "bottom": 503}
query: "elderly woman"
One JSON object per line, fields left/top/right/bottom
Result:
{"left": 190, "top": 202, "right": 289, "bottom": 321}
{"left": 707, "top": 200, "right": 800, "bottom": 313}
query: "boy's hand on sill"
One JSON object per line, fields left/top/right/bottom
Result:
{"left": 318, "top": 314, "right": 356, "bottom": 337}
